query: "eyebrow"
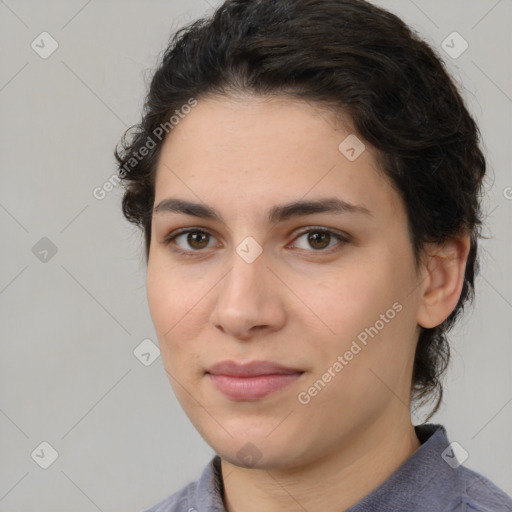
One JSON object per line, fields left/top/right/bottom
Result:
{"left": 153, "top": 197, "right": 372, "bottom": 224}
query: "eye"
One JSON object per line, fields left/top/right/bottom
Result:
{"left": 163, "top": 228, "right": 219, "bottom": 256}
{"left": 289, "top": 228, "right": 349, "bottom": 253}
{"left": 162, "top": 227, "right": 349, "bottom": 257}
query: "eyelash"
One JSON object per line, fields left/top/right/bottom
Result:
{"left": 162, "top": 227, "right": 350, "bottom": 257}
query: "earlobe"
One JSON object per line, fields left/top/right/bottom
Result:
{"left": 416, "top": 234, "right": 471, "bottom": 329}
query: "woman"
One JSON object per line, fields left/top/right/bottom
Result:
{"left": 114, "top": 0, "right": 512, "bottom": 510}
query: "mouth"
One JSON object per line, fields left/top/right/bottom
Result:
{"left": 206, "top": 360, "right": 305, "bottom": 401}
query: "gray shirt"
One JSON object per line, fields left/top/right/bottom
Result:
{"left": 141, "top": 424, "right": 512, "bottom": 511}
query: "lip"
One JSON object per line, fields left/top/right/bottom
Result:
{"left": 206, "top": 360, "right": 304, "bottom": 400}
{"left": 207, "top": 360, "right": 303, "bottom": 377}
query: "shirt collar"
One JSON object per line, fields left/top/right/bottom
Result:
{"left": 346, "top": 423, "right": 461, "bottom": 511}
{"left": 191, "top": 424, "right": 456, "bottom": 511}
{"left": 194, "top": 449, "right": 226, "bottom": 511}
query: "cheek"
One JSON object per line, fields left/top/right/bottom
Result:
{"left": 146, "top": 257, "right": 187, "bottom": 355}
{"left": 325, "top": 274, "right": 417, "bottom": 401}
{"left": 304, "top": 263, "right": 394, "bottom": 339}
{"left": 146, "top": 259, "right": 171, "bottom": 333}
{"left": 304, "top": 253, "right": 415, "bottom": 373}
{"left": 146, "top": 256, "right": 209, "bottom": 362}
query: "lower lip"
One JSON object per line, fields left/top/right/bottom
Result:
{"left": 207, "top": 373, "right": 303, "bottom": 400}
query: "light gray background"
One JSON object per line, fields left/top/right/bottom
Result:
{"left": 0, "top": 1, "right": 510, "bottom": 511}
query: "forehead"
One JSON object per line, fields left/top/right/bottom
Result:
{"left": 153, "top": 94, "right": 402, "bottom": 221}
{"left": 159, "top": 93, "right": 355, "bottom": 161}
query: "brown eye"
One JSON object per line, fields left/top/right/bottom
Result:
{"left": 307, "top": 231, "right": 331, "bottom": 250}
{"left": 185, "top": 231, "right": 210, "bottom": 250}
{"left": 291, "top": 228, "right": 349, "bottom": 253}
{"left": 163, "top": 229, "right": 218, "bottom": 255}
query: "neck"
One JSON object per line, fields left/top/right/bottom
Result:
{"left": 220, "top": 414, "right": 421, "bottom": 512}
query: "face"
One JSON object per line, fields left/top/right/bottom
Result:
{"left": 147, "top": 94, "right": 424, "bottom": 470}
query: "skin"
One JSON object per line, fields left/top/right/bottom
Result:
{"left": 146, "top": 94, "right": 470, "bottom": 512}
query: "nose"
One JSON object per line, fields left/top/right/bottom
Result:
{"left": 209, "top": 251, "right": 286, "bottom": 341}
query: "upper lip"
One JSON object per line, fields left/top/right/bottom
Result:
{"left": 206, "top": 360, "right": 303, "bottom": 377}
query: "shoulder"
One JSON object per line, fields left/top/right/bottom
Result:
{"left": 369, "top": 424, "right": 512, "bottom": 512}
{"left": 444, "top": 465, "right": 512, "bottom": 512}
{"left": 139, "top": 481, "right": 197, "bottom": 512}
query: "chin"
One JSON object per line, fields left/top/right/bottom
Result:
{"left": 206, "top": 429, "right": 306, "bottom": 470}
{"left": 218, "top": 447, "right": 291, "bottom": 470}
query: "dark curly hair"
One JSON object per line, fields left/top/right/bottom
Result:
{"left": 114, "top": 0, "right": 487, "bottom": 419}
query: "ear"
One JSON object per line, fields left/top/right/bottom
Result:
{"left": 416, "top": 234, "right": 471, "bottom": 329}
